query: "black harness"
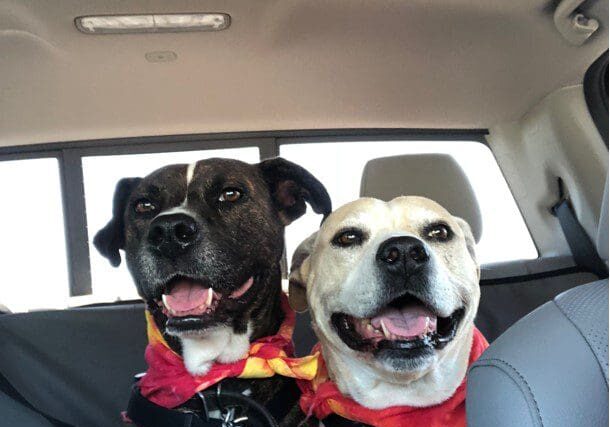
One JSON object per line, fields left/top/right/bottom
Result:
{"left": 320, "top": 414, "right": 372, "bottom": 427}
{"left": 126, "top": 379, "right": 300, "bottom": 427}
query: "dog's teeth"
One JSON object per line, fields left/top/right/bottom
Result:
{"left": 424, "top": 317, "right": 430, "bottom": 333}
{"left": 380, "top": 320, "right": 390, "bottom": 338}
{"left": 161, "top": 294, "right": 169, "bottom": 308}
{"left": 205, "top": 289, "right": 213, "bottom": 307}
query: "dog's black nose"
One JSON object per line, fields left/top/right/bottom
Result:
{"left": 377, "top": 236, "right": 429, "bottom": 274}
{"left": 147, "top": 213, "right": 199, "bottom": 257}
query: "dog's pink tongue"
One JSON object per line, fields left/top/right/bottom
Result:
{"left": 371, "top": 305, "right": 437, "bottom": 338}
{"left": 164, "top": 282, "right": 210, "bottom": 312}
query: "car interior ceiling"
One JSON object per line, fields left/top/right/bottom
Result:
{"left": 0, "top": 1, "right": 608, "bottom": 427}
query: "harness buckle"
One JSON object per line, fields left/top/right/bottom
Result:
{"left": 214, "top": 384, "right": 249, "bottom": 426}
{"left": 221, "top": 406, "right": 248, "bottom": 426}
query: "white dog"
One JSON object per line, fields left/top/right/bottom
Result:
{"left": 290, "top": 196, "right": 485, "bottom": 414}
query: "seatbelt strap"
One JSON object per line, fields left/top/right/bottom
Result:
{"left": 0, "top": 370, "right": 73, "bottom": 427}
{"left": 551, "top": 179, "right": 608, "bottom": 279}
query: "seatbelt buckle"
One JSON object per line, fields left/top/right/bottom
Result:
{"left": 551, "top": 197, "right": 568, "bottom": 216}
{"left": 550, "top": 178, "right": 570, "bottom": 216}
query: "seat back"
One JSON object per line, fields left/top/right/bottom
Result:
{"left": 360, "top": 153, "right": 482, "bottom": 241}
{"left": 0, "top": 303, "right": 147, "bottom": 427}
{"left": 467, "top": 280, "right": 608, "bottom": 427}
{"left": 467, "top": 177, "right": 609, "bottom": 426}
{"left": 0, "top": 391, "right": 54, "bottom": 427}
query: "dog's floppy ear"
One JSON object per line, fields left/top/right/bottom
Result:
{"left": 454, "top": 216, "right": 480, "bottom": 278}
{"left": 258, "top": 158, "right": 331, "bottom": 225}
{"left": 288, "top": 232, "right": 317, "bottom": 312}
{"left": 93, "top": 177, "right": 142, "bottom": 267}
{"left": 454, "top": 217, "right": 476, "bottom": 259}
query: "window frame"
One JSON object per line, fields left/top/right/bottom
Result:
{"left": 0, "top": 129, "right": 493, "bottom": 299}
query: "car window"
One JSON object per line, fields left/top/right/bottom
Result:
{"left": 280, "top": 140, "right": 538, "bottom": 265}
{"left": 0, "top": 158, "right": 70, "bottom": 312}
{"left": 1, "top": 140, "right": 538, "bottom": 312}
{"left": 81, "top": 147, "right": 260, "bottom": 306}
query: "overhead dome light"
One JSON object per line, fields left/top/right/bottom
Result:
{"left": 75, "top": 13, "right": 230, "bottom": 34}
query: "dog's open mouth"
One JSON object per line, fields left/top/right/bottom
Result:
{"left": 331, "top": 293, "right": 465, "bottom": 356}
{"left": 153, "top": 275, "right": 255, "bottom": 330}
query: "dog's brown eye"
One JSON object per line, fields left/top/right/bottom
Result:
{"left": 332, "top": 229, "right": 364, "bottom": 247}
{"left": 219, "top": 188, "right": 242, "bottom": 203}
{"left": 426, "top": 223, "right": 452, "bottom": 241}
{"left": 134, "top": 199, "right": 156, "bottom": 214}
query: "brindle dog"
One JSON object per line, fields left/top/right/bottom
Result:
{"left": 94, "top": 157, "right": 330, "bottom": 425}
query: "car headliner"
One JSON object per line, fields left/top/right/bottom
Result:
{"left": 0, "top": 0, "right": 608, "bottom": 147}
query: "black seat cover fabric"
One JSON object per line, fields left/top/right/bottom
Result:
{"left": 0, "top": 391, "right": 55, "bottom": 427}
{"left": 0, "top": 300, "right": 322, "bottom": 427}
{"left": 294, "top": 312, "right": 317, "bottom": 356}
{"left": 0, "top": 303, "right": 147, "bottom": 427}
{"left": 475, "top": 271, "right": 598, "bottom": 341}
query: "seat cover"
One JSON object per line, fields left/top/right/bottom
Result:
{"left": 0, "top": 303, "right": 147, "bottom": 427}
{"left": 468, "top": 169, "right": 609, "bottom": 426}
{"left": 467, "top": 280, "right": 609, "bottom": 427}
{"left": 0, "top": 391, "right": 54, "bottom": 427}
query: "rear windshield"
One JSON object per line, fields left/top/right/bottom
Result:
{"left": 280, "top": 140, "right": 537, "bottom": 266}
{"left": 0, "top": 139, "right": 536, "bottom": 312}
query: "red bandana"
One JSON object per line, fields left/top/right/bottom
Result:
{"left": 138, "top": 293, "right": 318, "bottom": 408}
{"left": 298, "top": 327, "right": 488, "bottom": 427}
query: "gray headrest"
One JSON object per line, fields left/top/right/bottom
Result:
{"left": 360, "top": 154, "right": 482, "bottom": 242}
{"left": 597, "top": 176, "right": 608, "bottom": 261}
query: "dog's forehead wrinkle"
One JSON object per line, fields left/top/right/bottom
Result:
{"left": 142, "top": 183, "right": 161, "bottom": 196}
{"left": 324, "top": 200, "right": 389, "bottom": 234}
{"left": 389, "top": 195, "right": 452, "bottom": 213}
{"left": 136, "top": 165, "right": 190, "bottom": 212}
{"left": 388, "top": 197, "right": 456, "bottom": 228}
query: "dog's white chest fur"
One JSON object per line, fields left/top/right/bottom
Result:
{"left": 180, "top": 324, "right": 252, "bottom": 376}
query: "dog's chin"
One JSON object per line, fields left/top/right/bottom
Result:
{"left": 147, "top": 274, "right": 257, "bottom": 336}
{"left": 330, "top": 292, "right": 465, "bottom": 372}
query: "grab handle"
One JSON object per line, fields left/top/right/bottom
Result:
{"left": 553, "top": 0, "right": 599, "bottom": 46}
